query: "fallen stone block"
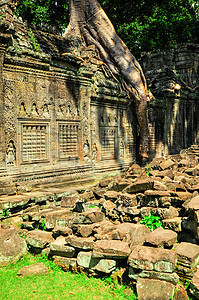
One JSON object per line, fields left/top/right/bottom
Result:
{"left": 76, "top": 224, "right": 94, "bottom": 237}
{"left": 92, "top": 258, "right": 116, "bottom": 273}
{"left": 136, "top": 277, "right": 175, "bottom": 300}
{"left": 0, "top": 225, "right": 27, "bottom": 266}
{"left": 128, "top": 245, "right": 177, "bottom": 273}
{"left": 145, "top": 227, "right": 177, "bottom": 248}
{"left": 66, "top": 235, "right": 95, "bottom": 250}
{"left": 104, "top": 191, "right": 119, "bottom": 201}
{"left": 77, "top": 251, "right": 92, "bottom": 268}
{"left": 53, "top": 256, "right": 77, "bottom": 272}
{"left": 92, "top": 240, "right": 131, "bottom": 259}
{"left": 127, "top": 224, "right": 151, "bottom": 248}
{"left": 81, "top": 208, "right": 105, "bottom": 224}
{"left": 162, "top": 217, "right": 182, "bottom": 232}
{"left": 129, "top": 267, "right": 179, "bottom": 285}
{"left": 159, "top": 159, "right": 176, "bottom": 170}
{"left": 189, "top": 268, "right": 199, "bottom": 299}
{"left": 116, "top": 193, "right": 138, "bottom": 207}
{"left": 174, "top": 242, "right": 199, "bottom": 276}
{"left": 26, "top": 230, "right": 54, "bottom": 250}
{"left": 61, "top": 194, "right": 79, "bottom": 209}
{"left": 123, "top": 179, "right": 154, "bottom": 194}
{"left": 17, "top": 263, "right": 48, "bottom": 277}
{"left": 49, "top": 236, "right": 75, "bottom": 257}
{"left": 52, "top": 226, "right": 73, "bottom": 238}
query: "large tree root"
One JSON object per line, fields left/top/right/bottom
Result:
{"left": 64, "top": 0, "right": 149, "bottom": 157}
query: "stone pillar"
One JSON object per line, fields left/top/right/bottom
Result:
{"left": 0, "top": 46, "right": 5, "bottom": 167}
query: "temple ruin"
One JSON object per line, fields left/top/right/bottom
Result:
{"left": 0, "top": 1, "right": 199, "bottom": 191}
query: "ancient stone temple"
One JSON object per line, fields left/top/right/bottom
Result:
{"left": 0, "top": 1, "right": 136, "bottom": 188}
{"left": 0, "top": 1, "right": 199, "bottom": 190}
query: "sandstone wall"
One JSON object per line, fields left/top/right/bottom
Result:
{"left": 0, "top": 1, "right": 136, "bottom": 188}
{"left": 141, "top": 44, "right": 199, "bottom": 158}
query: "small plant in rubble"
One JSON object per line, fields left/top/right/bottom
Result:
{"left": 139, "top": 214, "right": 163, "bottom": 231}
{"left": 145, "top": 163, "right": 152, "bottom": 176}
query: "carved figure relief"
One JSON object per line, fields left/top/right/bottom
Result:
{"left": 92, "top": 143, "right": 98, "bottom": 163}
{"left": 83, "top": 140, "right": 90, "bottom": 163}
{"left": 6, "top": 141, "right": 16, "bottom": 165}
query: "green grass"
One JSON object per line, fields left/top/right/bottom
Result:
{"left": 0, "top": 254, "right": 137, "bottom": 300}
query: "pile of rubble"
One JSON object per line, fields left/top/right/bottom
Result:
{"left": 1, "top": 150, "right": 199, "bottom": 299}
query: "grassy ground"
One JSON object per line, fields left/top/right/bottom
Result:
{"left": 0, "top": 254, "right": 137, "bottom": 300}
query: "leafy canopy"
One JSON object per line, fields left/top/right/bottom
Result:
{"left": 15, "top": 0, "right": 199, "bottom": 57}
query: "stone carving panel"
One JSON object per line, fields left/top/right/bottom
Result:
{"left": 58, "top": 121, "right": 79, "bottom": 160}
{"left": 19, "top": 121, "right": 49, "bottom": 163}
{"left": 100, "top": 126, "right": 118, "bottom": 160}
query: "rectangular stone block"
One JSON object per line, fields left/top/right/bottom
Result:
{"left": 128, "top": 245, "right": 177, "bottom": 273}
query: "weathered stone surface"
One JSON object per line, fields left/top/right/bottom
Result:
{"left": 140, "top": 206, "right": 179, "bottom": 219}
{"left": 173, "top": 284, "right": 189, "bottom": 300}
{"left": 160, "top": 159, "right": 176, "bottom": 170}
{"left": 92, "top": 240, "right": 131, "bottom": 259}
{"left": 17, "top": 263, "right": 48, "bottom": 277}
{"left": 145, "top": 227, "right": 177, "bottom": 248}
{"left": 104, "top": 191, "right": 119, "bottom": 201}
{"left": 183, "top": 195, "right": 199, "bottom": 210}
{"left": 116, "top": 193, "right": 138, "bottom": 207}
{"left": 76, "top": 224, "right": 94, "bottom": 237}
{"left": 162, "top": 217, "right": 182, "bottom": 232}
{"left": 61, "top": 194, "right": 79, "bottom": 208}
{"left": 174, "top": 242, "right": 199, "bottom": 273}
{"left": 53, "top": 256, "right": 77, "bottom": 272}
{"left": 128, "top": 246, "right": 177, "bottom": 273}
{"left": 92, "top": 259, "right": 116, "bottom": 273}
{"left": 77, "top": 251, "right": 92, "bottom": 268}
{"left": 153, "top": 181, "right": 168, "bottom": 191}
{"left": 81, "top": 209, "right": 105, "bottom": 224}
{"left": 189, "top": 268, "right": 199, "bottom": 299}
{"left": 136, "top": 278, "right": 175, "bottom": 300}
{"left": 66, "top": 235, "right": 95, "bottom": 250}
{"left": 50, "top": 236, "right": 75, "bottom": 257}
{"left": 123, "top": 179, "right": 154, "bottom": 194}
{"left": 0, "top": 225, "right": 27, "bottom": 266}
{"left": 52, "top": 226, "right": 73, "bottom": 238}
{"left": 129, "top": 267, "right": 179, "bottom": 285}
{"left": 26, "top": 230, "right": 54, "bottom": 249}
{"left": 127, "top": 224, "right": 151, "bottom": 248}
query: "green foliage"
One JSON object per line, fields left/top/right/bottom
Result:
{"left": 15, "top": 0, "right": 199, "bottom": 57}
{"left": 29, "top": 28, "right": 40, "bottom": 51}
{"left": 15, "top": 0, "right": 69, "bottom": 34}
{"left": 1, "top": 208, "right": 10, "bottom": 218}
{"left": 139, "top": 214, "right": 163, "bottom": 231}
{"left": 40, "top": 218, "right": 47, "bottom": 231}
{"left": 145, "top": 163, "right": 152, "bottom": 176}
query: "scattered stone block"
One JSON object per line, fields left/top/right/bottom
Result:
{"left": 76, "top": 224, "right": 94, "bottom": 237}
{"left": 189, "top": 268, "right": 199, "bottom": 299}
{"left": 66, "top": 235, "right": 95, "bottom": 250}
{"left": 116, "top": 193, "right": 138, "bottom": 207}
{"left": 123, "top": 179, "right": 154, "bottom": 194}
{"left": 104, "top": 191, "right": 119, "bottom": 201}
{"left": 49, "top": 236, "right": 75, "bottom": 257}
{"left": 0, "top": 225, "right": 27, "bottom": 266}
{"left": 136, "top": 277, "right": 175, "bottom": 300}
{"left": 26, "top": 230, "right": 54, "bottom": 250}
{"left": 129, "top": 267, "right": 179, "bottom": 285}
{"left": 127, "top": 224, "right": 151, "bottom": 248}
{"left": 92, "top": 240, "right": 131, "bottom": 259}
{"left": 81, "top": 209, "right": 105, "bottom": 224}
{"left": 173, "top": 283, "right": 189, "bottom": 300}
{"left": 53, "top": 256, "right": 77, "bottom": 272}
{"left": 52, "top": 226, "right": 73, "bottom": 238}
{"left": 61, "top": 194, "right": 79, "bottom": 209}
{"left": 77, "top": 251, "right": 92, "bottom": 268}
{"left": 160, "top": 159, "right": 176, "bottom": 170}
{"left": 162, "top": 217, "right": 182, "bottom": 232}
{"left": 92, "top": 259, "right": 116, "bottom": 273}
{"left": 174, "top": 242, "right": 199, "bottom": 280}
{"left": 128, "top": 245, "right": 177, "bottom": 273}
{"left": 145, "top": 227, "right": 177, "bottom": 248}
{"left": 17, "top": 263, "right": 48, "bottom": 277}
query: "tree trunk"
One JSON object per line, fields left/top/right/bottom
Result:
{"left": 64, "top": 0, "right": 149, "bottom": 158}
